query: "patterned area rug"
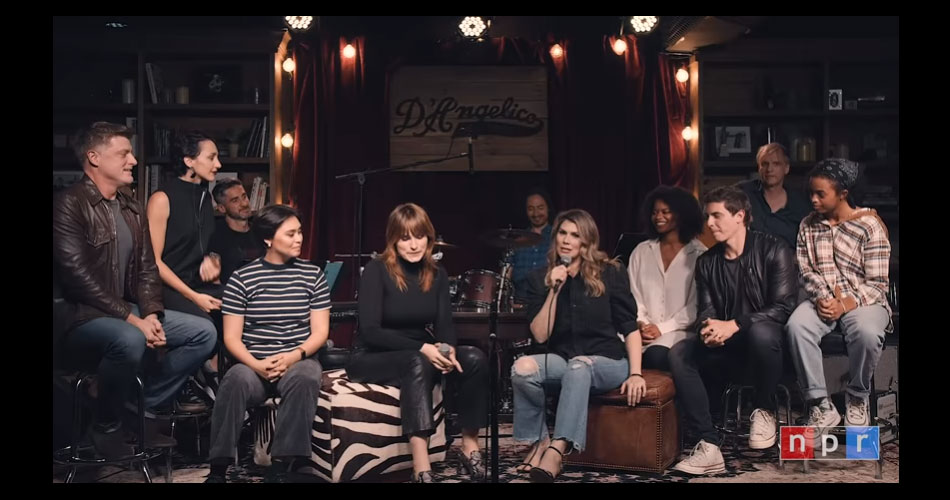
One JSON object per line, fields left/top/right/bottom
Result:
{"left": 53, "top": 422, "right": 898, "bottom": 483}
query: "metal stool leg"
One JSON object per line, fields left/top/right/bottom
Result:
{"left": 165, "top": 451, "right": 173, "bottom": 483}
{"left": 869, "top": 372, "right": 884, "bottom": 480}
{"left": 735, "top": 386, "right": 747, "bottom": 448}
{"left": 71, "top": 375, "right": 87, "bottom": 461}
{"left": 65, "top": 374, "right": 88, "bottom": 483}
{"left": 779, "top": 385, "right": 792, "bottom": 428}
{"left": 139, "top": 461, "right": 153, "bottom": 483}
{"left": 134, "top": 376, "right": 154, "bottom": 483}
{"left": 57, "top": 372, "right": 161, "bottom": 483}
{"left": 65, "top": 466, "right": 78, "bottom": 484}
{"left": 195, "top": 416, "right": 202, "bottom": 455}
{"left": 777, "top": 384, "right": 792, "bottom": 470}
{"left": 802, "top": 402, "right": 811, "bottom": 477}
{"left": 135, "top": 376, "right": 147, "bottom": 454}
{"left": 720, "top": 385, "right": 735, "bottom": 437}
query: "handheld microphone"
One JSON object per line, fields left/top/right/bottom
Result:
{"left": 438, "top": 343, "right": 452, "bottom": 358}
{"left": 552, "top": 255, "right": 571, "bottom": 292}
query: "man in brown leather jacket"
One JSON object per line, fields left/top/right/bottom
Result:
{"left": 670, "top": 186, "right": 798, "bottom": 475}
{"left": 53, "top": 122, "right": 216, "bottom": 459}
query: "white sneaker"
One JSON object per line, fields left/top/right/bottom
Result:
{"left": 845, "top": 395, "right": 870, "bottom": 426}
{"left": 806, "top": 399, "right": 841, "bottom": 446}
{"left": 673, "top": 440, "right": 726, "bottom": 475}
{"left": 806, "top": 399, "right": 841, "bottom": 431}
{"left": 748, "top": 408, "right": 777, "bottom": 449}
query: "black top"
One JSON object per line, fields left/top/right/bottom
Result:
{"left": 354, "top": 257, "right": 456, "bottom": 352}
{"left": 695, "top": 229, "right": 798, "bottom": 332}
{"left": 208, "top": 219, "right": 267, "bottom": 286}
{"left": 525, "top": 262, "right": 639, "bottom": 360}
{"left": 720, "top": 257, "right": 755, "bottom": 326}
{"left": 737, "top": 179, "right": 810, "bottom": 249}
{"left": 158, "top": 177, "right": 215, "bottom": 288}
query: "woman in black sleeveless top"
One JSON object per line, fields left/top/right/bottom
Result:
{"left": 146, "top": 130, "right": 222, "bottom": 408}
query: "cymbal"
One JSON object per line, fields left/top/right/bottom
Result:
{"left": 433, "top": 237, "right": 458, "bottom": 248}
{"left": 480, "top": 228, "right": 543, "bottom": 248}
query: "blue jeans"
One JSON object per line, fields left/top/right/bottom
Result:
{"left": 65, "top": 304, "right": 217, "bottom": 423}
{"left": 511, "top": 353, "right": 629, "bottom": 452}
{"left": 786, "top": 301, "right": 888, "bottom": 401}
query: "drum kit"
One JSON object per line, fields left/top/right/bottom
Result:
{"left": 335, "top": 228, "right": 544, "bottom": 312}
{"left": 443, "top": 227, "right": 542, "bottom": 314}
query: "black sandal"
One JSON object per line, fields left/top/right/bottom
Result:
{"left": 411, "top": 470, "right": 435, "bottom": 483}
{"left": 528, "top": 446, "right": 564, "bottom": 483}
{"left": 516, "top": 439, "right": 548, "bottom": 474}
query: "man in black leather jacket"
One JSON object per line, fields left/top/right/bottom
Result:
{"left": 671, "top": 186, "right": 798, "bottom": 475}
{"left": 53, "top": 122, "right": 216, "bottom": 459}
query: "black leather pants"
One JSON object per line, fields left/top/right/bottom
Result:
{"left": 346, "top": 345, "right": 488, "bottom": 436}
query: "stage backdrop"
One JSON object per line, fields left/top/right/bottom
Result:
{"left": 389, "top": 66, "right": 548, "bottom": 172}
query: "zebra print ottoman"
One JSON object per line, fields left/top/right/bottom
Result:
{"left": 254, "top": 368, "right": 447, "bottom": 482}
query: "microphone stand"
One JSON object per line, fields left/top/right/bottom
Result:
{"left": 488, "top": 278, "right": 503, "bottom": 482}
{"left": 335, "top": 152, "right": 468, "bottom": 299}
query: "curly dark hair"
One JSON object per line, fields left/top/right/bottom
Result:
{"left": 641, "top": 185, "right": 704, "bottom": 243}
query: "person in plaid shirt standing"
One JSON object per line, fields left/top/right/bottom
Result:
{"left": 786, "top": 159, "right": 892, "bottom": 432}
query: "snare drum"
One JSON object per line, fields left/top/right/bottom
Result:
{"left": 455, "top": 269, "right": 516, "bottom": 313}
{"left": 457, "top": 269, "right": 501, "bottom": 311}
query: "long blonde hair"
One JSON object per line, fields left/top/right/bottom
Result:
{"left": 379, "top": 203, "right": 438, "bottom": 292}
{"left": 544, "top": 209, "right": 619, "bottom": 297}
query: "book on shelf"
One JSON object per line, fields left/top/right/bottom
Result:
{"left": 125, "top": 117, "right": 138, "bottom": 158}
{"left": 257, "top": 118, "right": 267, "bottom": 158}
{"left": 249, "top": 176, "right": 262, "bottom": 211}
{"left": 149, "top": 164, "right": 163, "bottom": 194}
{"left": 145, "top": 63, "right": 164, "bottom": 105}
{"left": 53, "top": 171, "right": 84, "bottom": 192}
{"left": 244, "top": 119, "right": 259, "bottom": 157}
{"left": 256, "top": 181, "right": 268, "bottom": 210}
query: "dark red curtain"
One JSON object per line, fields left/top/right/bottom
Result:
{"left": 290, "top": 33, "right": 691, "bottom": 309}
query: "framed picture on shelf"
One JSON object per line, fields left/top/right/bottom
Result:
{"left": 714, "top": 126, "right": 752, "bottom": 158}
{"left": 193, "top": 66, "right": 242, "bottom": 103}
{"left": 53, "top": 171, "right": 85, "bottom": 191}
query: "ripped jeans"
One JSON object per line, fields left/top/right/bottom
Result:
{"left": 511, "top": 353, "right": 629, "bottom": 452}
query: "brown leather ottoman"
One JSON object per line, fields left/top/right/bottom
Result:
{"left": 564, "top": 369, "right": 679, "bottom": 473}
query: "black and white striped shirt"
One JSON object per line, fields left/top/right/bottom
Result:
{"left": 223, "top": 257, "right": 331, "bottom": 359}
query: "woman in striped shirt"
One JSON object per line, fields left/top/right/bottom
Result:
{"left": 206, "top": 205, "right": 331, "bottom": 483}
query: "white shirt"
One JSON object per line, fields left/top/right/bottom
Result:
{"left": 628, "top": 238, "right": 707, "bottom": 350}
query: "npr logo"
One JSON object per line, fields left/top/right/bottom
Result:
{"left": 780, "top": 427, "right": 880, "bottom": 460}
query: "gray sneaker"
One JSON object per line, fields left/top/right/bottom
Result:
{"left": 673, "top": 440, "right": 726, "bottom": 475}
{"left": 805, "top": 399, "right": 841, "bottom": 446}
{"left": 748, "top": 408, "right": 777, "bottom": 449}
{"left": 807, "top": 399, "right": 842, "bottom": 430}
{"left": 845, "top": 394, "right": 870, "bottom": 426}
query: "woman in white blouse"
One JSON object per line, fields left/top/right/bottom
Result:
{"left": 628, "top": 186, "right": 707, "bottom": 370}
